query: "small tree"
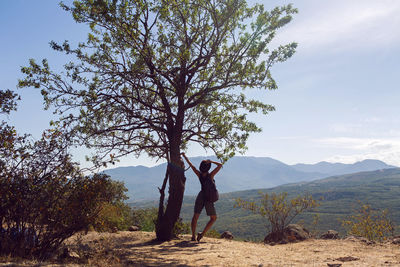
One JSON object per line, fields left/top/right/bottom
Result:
{"left": 342, "top": 203, "right": 395, "bottom": 242}
{"left": 18, "top": 0, "right": 297, "bottom": 240}
{"left": 235, "top": 192, "right": 319, "bottom": 242}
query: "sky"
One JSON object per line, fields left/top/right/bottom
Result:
{"left": 1, "top": 0, "right": 400, "bottom": 168}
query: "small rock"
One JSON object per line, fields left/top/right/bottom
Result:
{"left": 392, "top": 238, "right": 400, "bottom": 244}
{"left": 345, "top": 235, "right": 372, "bottom": 244}
{"left": 365, "top": 240, "right": 375, "bottom": 245}
{"left": 335, "top": 256, "right": 359, "bottom": 262}
{"left": 221, "top": 231, "right": 234, "bottom": 240}
{"left": 128, "top": 225, "right": 140, "bottom": 231}
{"left": 284, "top": 224, "right": 310, "bottom": 241}
{"left": 327, "top": 264, "right": 342, "bottom": 267}
{"left": 320, "top": 230, "right": 339, "bottom": 240}
{"left": 264, "top": 224, "right": 310, "bottom": 244}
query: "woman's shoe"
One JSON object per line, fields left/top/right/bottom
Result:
{"left": 197, "top": 232, "right": 203, "bottom": 242}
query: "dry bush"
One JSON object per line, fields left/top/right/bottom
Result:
{"left": 235, "top": 192, "right": 319, "bottom": 241}
{"left": 342, "top": 203, "right": 395, "bottom": 242}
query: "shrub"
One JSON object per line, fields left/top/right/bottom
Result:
{"left": 173, "top": 218, "right": 190, "bottom": 237}
{"left": 0, "top": 128, "right": 126, "bottom": 259}
{"left": 92, "top": 201, "right": 135, "bottom": 232}
{"left": 91, "top": 181, "right": 134, "bottom": 232}
{"left": 131, "top": 207, "right": 158, "bottom": 232}
{"left": 235, "top": 192, "right": 319, "bottom": 241}
{"left": 204, "top": 229, "right": 221, "bottom": 238}
{"left": 342, "top": 203, "right": 395, "bottom": 242}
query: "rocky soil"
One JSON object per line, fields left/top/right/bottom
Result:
{"left": 1, "top": 231, "right": 400, "bottom": 266}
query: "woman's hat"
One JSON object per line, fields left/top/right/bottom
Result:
{"left": 199, "top": 160, "right": 211, "bottom": 173}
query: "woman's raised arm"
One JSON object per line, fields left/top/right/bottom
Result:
{"left": 181, "top": 153, "right": 200, "bottom": 177}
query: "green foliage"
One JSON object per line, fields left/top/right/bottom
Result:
{"left": 0, "top": 123, "right": 127, "bottom": 259}
{"left": 172, "top": 218, "right": 190, "bottom": 237}
{"left": 309, "top": 213, "right": 321, "bottom": 237}
{"left": 18, "top": 0, "right": 297, "bottom": 165}
{"left": 204, "top": 229, "right": 221, "bottom": 239}
{"left": 235, "top": 192, "right": 319, "bottom": 237}
{"left": 342, "top": 203, "right": 395, "bottom": 242}
{"left": 0, "top": 89, "right": 19, "bottom": 114}
{"left": 91, "top": 180, "right": 134, "bottom": 232}
{"left": 92, "top": 201, "right": 134, "bottom": 232}
{"left": 131, "top": 208, "right": 158, "bottom": 232}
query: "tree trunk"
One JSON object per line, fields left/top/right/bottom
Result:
{"left": 155, "top": 167, "right": 169, "bottom": 237}
{"left": 155, "top": 153, "right": 186, "bottom": 241}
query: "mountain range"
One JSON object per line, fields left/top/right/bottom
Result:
{"left": 104, "top": 157, "right": 396, "bottom": 201}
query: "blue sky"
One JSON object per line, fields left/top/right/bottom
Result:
{"left": 1, "top": 0, "right": 400, "bottom": 168}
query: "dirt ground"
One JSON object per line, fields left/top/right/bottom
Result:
{"left": 1, "top": 231, "right": 400, "bottom": 266}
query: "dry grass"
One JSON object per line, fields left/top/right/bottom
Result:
{"left": 1, "top": 231, "right": 400, "bottom": 266}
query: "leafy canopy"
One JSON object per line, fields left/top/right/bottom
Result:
{"left": 19, "top": 0, "right": 297, "bottom": 165}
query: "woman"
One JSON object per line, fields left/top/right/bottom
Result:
{"left": 181, "top": 153, "right": 223, "bottom": 242}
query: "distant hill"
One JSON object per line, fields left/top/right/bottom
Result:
{"left": 105, "top": 157, "right": 396, "bottom": 201}
{"left": 291, "top": 159, "right": 396, "bottom": 176}
{"left": 176, "top": 168, "right": 400, "bottom": 241}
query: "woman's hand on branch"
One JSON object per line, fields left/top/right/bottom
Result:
{"left": 209, "top": 160, "right": 223, "bottom": 166}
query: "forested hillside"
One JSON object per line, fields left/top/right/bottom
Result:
{"left": 133, "top": 168, "right": 400, "bottom": 241}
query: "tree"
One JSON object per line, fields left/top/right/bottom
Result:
{"left": 18, "top": 0, "right": 297, "bottom": 240}
{"left": 235, "top": 192, "right": 319, "bottom": 242}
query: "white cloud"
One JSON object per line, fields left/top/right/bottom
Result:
{"left": 330, "top": 123, "right": 364, "bottom": 135}
{"left": 329, "top": 115, "right": 400, "bottom": 137}
{"left": 275, "top": 0, "right": 400, "bottom": 52}
{"left": 317, "top": 137, "right": 400, "bottom": 166}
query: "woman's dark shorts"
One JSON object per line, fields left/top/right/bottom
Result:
{"left": 194, "top": 191, "right": 216, "bottom": 216}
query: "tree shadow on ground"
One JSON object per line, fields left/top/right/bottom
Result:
{"left": 112, "top": 237, "right": 208, "bottom": 266}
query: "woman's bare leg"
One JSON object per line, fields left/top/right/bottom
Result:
{"left": 191, "top": 213, "right": 200, "bottom": 240}
{"left": 198, "top": 215, "right": 217, "bottom": 241}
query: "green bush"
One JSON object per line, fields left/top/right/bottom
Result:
{"left": 173, "top": 218, "right": 190, "bottom": 237}
{"left": 342, "top": 203, "right": 395, "bottom": 242}
{"left": 235, "top": 192, "right": 319, "bottom": 242}
{"left": 0, "top": 127, "right": 127, "bottom": 259}
{"left": 93, "top": 201, "right": 134, "bottom": 232}
{"left": 204, "top": 229, "right": 221, "bottom": 238}
{"left": 91, "top": 180, "right": 134, "bottom": 232}
{"left": 131, "top": 207, "right": 158, "bottom": 232}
